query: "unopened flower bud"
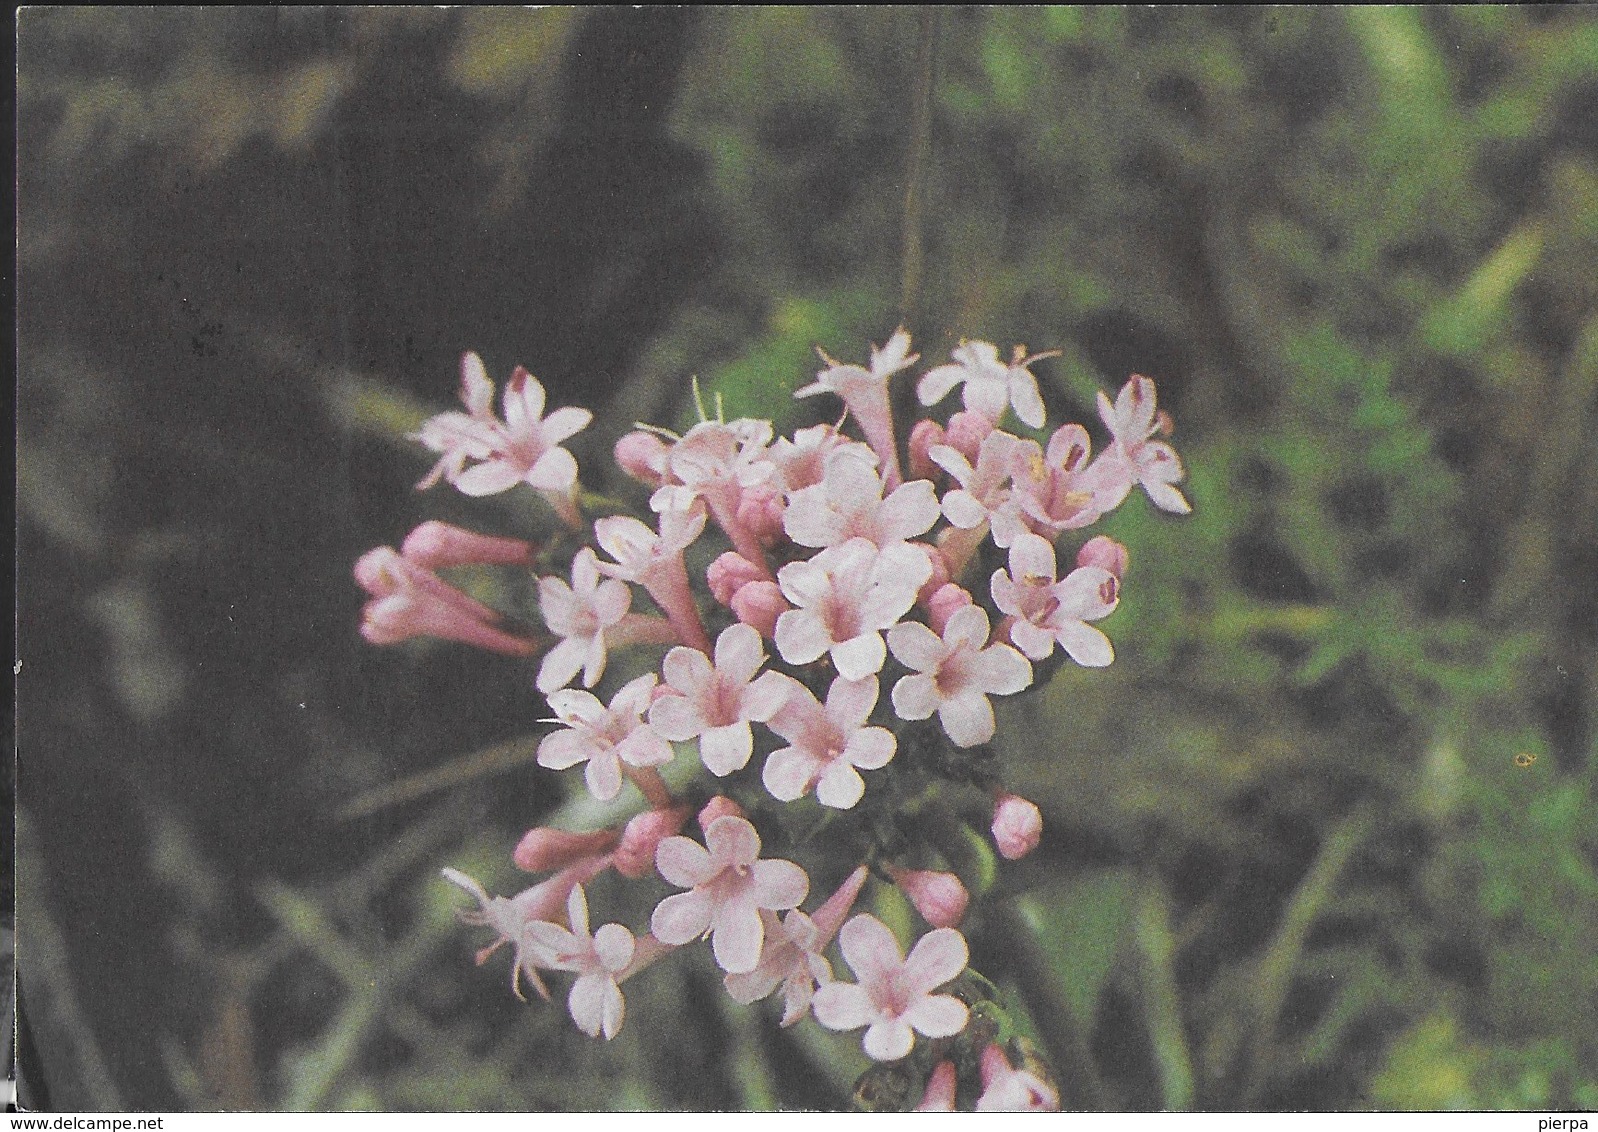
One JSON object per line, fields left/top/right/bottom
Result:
{"left": 697, "top": 795, "right": 746, "bottom": 835}
{"left": 925, "top": 583, "right": 974, "bottom": 637}
{"left": 731, "top": 579, "right": 790, "bottom": 638}
{"left": 513, "top": 827, "right": 620, "bottom": 873}
{"left": 615, "top": 431, "right": 670, "bottom": 488}
{"left": 706, "top": 551, "right": 766, "bottom": 606}
{"left": 944, "top": 410, "right": 995, "bottom": 462}
{"left": 977, "top": 1044, "right": 1060, "bottom": 1112}
{"left": 615, "top": 805, "right": 692, "bottom": 879}
{"left": 991, "top": 794, "right": 1042, "bottom": 861}
{"left": 890, "top": 866, "right": 969, "bottom": 928}
{"left": 1076, "top": 535, "right": 1129, "bottom": 580}
{"left": 736, "top": 483, "right": 787, "bottom": 547}
{"left": 914, "top": 543, "right": 951, "bottom": 608}
{"left": 914, "top": 1061, "right": 959, "bottom": 1112}
{"left": 401, "top": 521, "right": 537, "bottom": 570}
{"left": 907, "top": 419, "right": 946, "bottom": 482}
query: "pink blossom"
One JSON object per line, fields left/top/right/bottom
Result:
{"left": 783, "top": 454, "right": 940, "bottom": 553}
{"left": 767, "top": 423, "right": 877, "bottom": 494}
{"left": 991, "top": 794, "right": 1043, "bottom": 861}
{"left": 907, "top": 419, "right": 946, "bottom": 483}
{"left": 1009, "top": 423, "right": 1113, "bottom": 540}
{"left": 811, "top": 914, "right": 970, "bottom": 1061}
{"left": 615, "top": 804, "right": 692, "bottom": 879}
{"left": 917, "top": 341, "right": 1057, "bottom": 429}
{"left": 797, "top": 329, "right": 917, "bottom": 486}
{"left": 650, "top": 815, "right": 810, "bottom": 974}
{"left": 723, "top": 865, "right": 869, "bottom": 1026}
{"left": 440, "top": 856, "right": 608, "bottom": 1001}
{"left": 924, "top": 583, "right": 974, "bottom": 637}
{"left": 614, "top": 430, "right": 670, "bottom": 488}
{"left": 538, "top": 673, "right": 674, "bottom": 801}
{"left": 774, "top": 539, "right": 932, "bottom": 681}
{"left": 1093, "top": 374, "right": 1191, "bottom": 514}
{"left": 763, "top": 675, "right": 897, "bottom": 809}
{"left": 649, "top": 624, "right": 796, "bottom": 776}
{"left": 697, "top": 794, "right": 747, "bottom": 834}
{"left": 931, "top": 430, "right": 1027, "bottom": 548}
{"left": 976, "top": 1045, "right": 1060, "bottom": 1112}
{"left": 355, "top": 547, "right": 537, "bottom": 656}
{"left": 888, "top": 867, "right": 969, "bottom": 929}
{"left": 594, "top": 506, "right": 711, "bottom": 652}
{"left": 735, "top": 482, "right": 787, "bottom": 547}
{"left": 650, "top": 419, "right": 777, "bottom": 570}
{"left": 943, "top": 409, "right": 996, "bottom": 462}
{"left": 888, "top": 604, "right": 1033, "bottom": 748}
{"left": 990, "top": 533, "right": 1119, "bottom": 666}
{"left": 730, "top": 580, "right": 790, "bottom": 639}
{"left": 523, "top": 884, "right": 635, "bottom": 1040}
{"left": 536, "top": 548, "right": 632, "bottom": 693}
{"left": 416, "top": 352, "right": 592, "bottom": 503}
{"left": 915, "top": 1062, "right": 959, "bottom": 1112}
{"left": 706, "top": 552, "right": 767, "bottom": 607}
{"left": 1077, "top": 534, "right": 1130, "bottom": 579}
{"left": 399, "top": 521, "right": 536, "bottom": 570}
{"left": 513, "top": 827, "right": 620, "bottom": 874}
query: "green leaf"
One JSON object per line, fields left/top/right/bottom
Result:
{"left": 1014, "top": 869, "right": 1137, "bottom": 1025}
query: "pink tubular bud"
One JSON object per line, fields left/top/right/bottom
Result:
{"left": 615, "top": 805, "right": 692, "bottom": 879}
{"left": 991, "top": 794, "right": 1042, "bottom": 861}
{"left": 914, "top": 543, "right": 951, "bottom": 608}
{"left": 736, "top": 483, "right": 787, "bottom": 547}
{"left": 907, "top": 419, "right": 946, "bottom": 482}
{"left": 697, "top": 795, "right": 746, "bottom": 835}
{"left": 890, "top": 866, "right": 969, "bottom": 929}
{"left": 615, "top": 431, "right": 670, "bottom": 488}
{"left": 914, "top": 1061, "right": 959, "bottom": 1112}
{"left": 977, "top": 1045, "right": 1060, "bottom": 1112}
{"left": 730, "top": 579, "right": 791, "bottom": 638}
{"left": 513, "top": 827, "right": 620, "bottom": 873}
{"left": 401, "top": 521, "right": 537, "bottom": 570}
{"left": 706, "top": 551, "right": 766, "bottom": 607}
{"left": 944, "top": 409, "right": 995, "bottom": 463}
{"left": 1076, "top": 535, "right": 1129, "bottom": 580}
{"left": 811, "top": 864, "right": 870, "bottom": 941}
{"left": 925, "top": 583, "right": 975, "bottom": 637}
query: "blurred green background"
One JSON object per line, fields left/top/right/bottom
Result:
{"left": 14, "top": 7, "right": 1598, "bottom": 1112}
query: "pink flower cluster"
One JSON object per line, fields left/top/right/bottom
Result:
{"left": 358, "top": 333, "right": 1189, "bottom": 1105}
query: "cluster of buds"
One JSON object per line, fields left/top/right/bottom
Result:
{"left": 357, "top": 331, "right": 1190, "bottom": 1110}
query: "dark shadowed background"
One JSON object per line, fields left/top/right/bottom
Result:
{"left": 14, "top": 7, "right": 1598, "bottom": 1112}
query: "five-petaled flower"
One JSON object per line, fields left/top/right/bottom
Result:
{"left": 888, "top": 604, "right": 1033, "bottom": 748}
{"left": 649, "top": 623, "right": 796, "bottom": 776}
{"left": 524, "top": 884, "right": 636, "bottom": 1040}
{"left": 537, "top": 548, "right": 633, "bottom": 693}
{"left": 651, "top": 815, "right": 809, "bottom": 974}
{"left": 797, "top": 329, "right": 917, "bottom": 485}
{"left": 537, "top": 673, "right": 674, "bottom": 801}
{"left": 763, "top": 675, "right": 896, "bottom": 809}
{"left": 775, "top": 539, "right": 932, "bottom": 681}
{"left": 783, "top": 454, "right": 940, "bottom": 553}
{"left": 811, "top": 913, "right": 970, "bottom": 1061}
{"left": 990, "top": 532, "right": 1121, "bottom": 666}
{"left": 917, "top": 340, "right": 1055, "bottom": 430}
{"left": 1093, "top": 373, "right": 1191, "bottom": 515}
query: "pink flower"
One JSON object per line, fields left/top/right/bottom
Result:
{"left": 931, "top": 430, "right": 1027, "bottom": 548}
{"left": 536, "top": 548, "right": 632, "bottom": 693}
{"left": 888, "top": 605, "right": 1032, "bottom": 748}
{"left": 763, "top": 675, "right": 896, "bottom": 809}
{"left": 651, "top": 418, "right": 777, "bottom": 570}
{"left": 594, "top": 506, "right": 711, "bottom": 652}
{"left": 416, "top": 352, "right": 592, "bottom": 500}
{"left": 355, "top": 547, "right": 537, "bottom": 656}
{"left": 1010, "top": 424, "right": 1110, "bottom": 539}
{"left": 523, "top": 884, "right": 636, "bottom": 1040}
{"left": 440, "top": 856, "right": 608, "bottom": 1001}
{"left": 915, "top": 1061, "right": 959, "bottom": 1112}
{"left": 1077, "top": 534, "right": 1130, "bottom": 579}
{"left": 917, "top": 341, "right": 1057, "bottom": 429}
{"left": 783, "top": 454, "right": 940, "bottom": 553}
{"left": 767, "top": 423, "right": 877, "bottom": 494}
{"left": 614, "top": 804, "right": 692, "bottom": 879}
{"left": 991, "top": 794, "right": 1043, "bottom": 861}
{"left": 514, "top": 827, "right": 620, "bottom": 873}
{"left": 650, "top": 815, "right": 810, "bottom": 974}
{"left": 943, "top": 409, "right": 996, "bottom": 462}
{"left": 706, "top": 552, "right": 767, "bottom": 606}
{"left": 538, "top": 673, "right": 674, "bottom": 801}
{"left": 774, "top": 539, "right": 932, "bottom": 681}
{"left": 697, "top": 794, "right": 747, "bottom": 833}
{"left": 888, "top": 867, "right": 969, "bottom": 929}
{"left": 924, "top": 583, "right": 974, "bottom": 637}
{"left": 990, "top": 532, "right": 1120, "bottom": 666}
{"left": 723, "top": 865, "right": 868, "bottom": 1026}
{"left": 811, "top": 914, "right": 970, "bottom": 1061}
{"left": 649, "top": 623, "right": 795, "bottom": 776}
{"left": 797, "top": 329, "right": 918, "bottom": 486}
{"left": 399, "top": 521, "right": 536, "bottom": 570}
{"left": 907, "top": 419, "right": 945, "bottom": 483}
{"left": 614, "top": 430, "right": 670, "bottom": 488}
{"left": 730, "top": 580, "right": 791, "bottom": 639}
{"left": 1093, "top": 374, "right": 1191, "bottom": 514}
{"left": 976, "top": 1045, "right": 1060, "bottom": 1112}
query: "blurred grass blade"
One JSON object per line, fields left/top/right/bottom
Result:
{"left": 335, "top": 737, "right": 544, "bottom": 821}
{"left": 1135, "top": 883, "right": 1195, "bottom": 1111}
